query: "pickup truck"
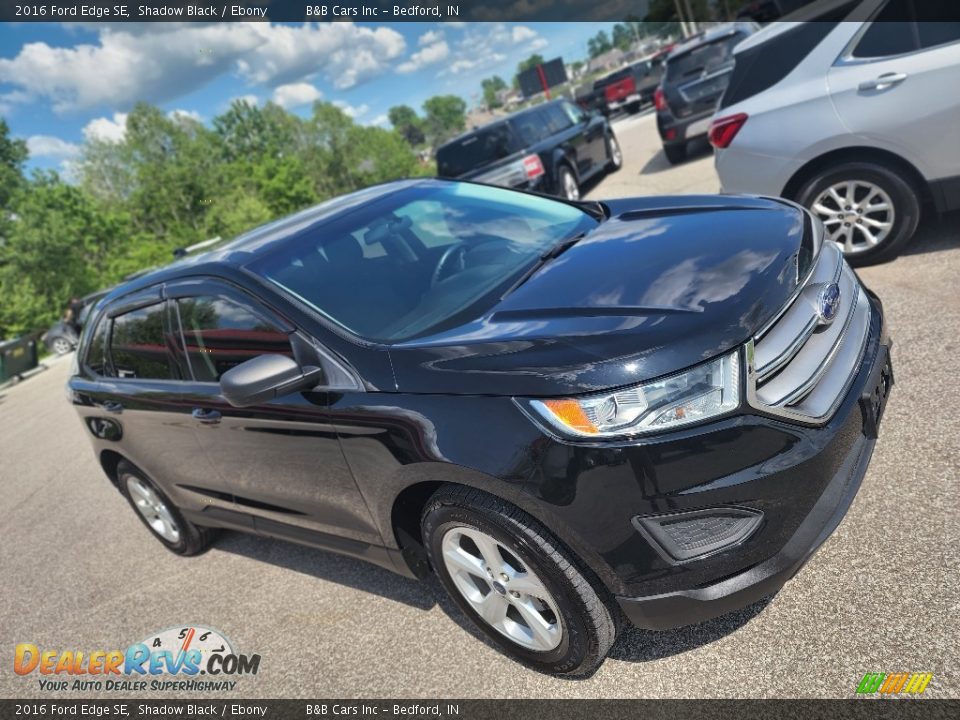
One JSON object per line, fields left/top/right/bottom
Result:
{"left": 593, "top": 55, "right": 665, "bottom": 115}
{"left": 436, "top": 99, "right": 621, "bottom": 202}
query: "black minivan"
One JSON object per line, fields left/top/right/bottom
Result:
{"left": 436, "top": 100, "right": 622, "bottom": 201}
{"left": 69, "top": 179, "right": 892, "bottom": 676}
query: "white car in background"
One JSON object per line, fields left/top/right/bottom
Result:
{"left": 710, "top": 0, "right": 960, "bottom": 264}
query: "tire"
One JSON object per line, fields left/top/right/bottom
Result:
{"left": 795, "top": 161, "right": 921, "bottom": 266}
{"left": 48, "top": 336, "right": 73, "bottom": 355}
{"left": 606, "top": 134, "right": 623, "bottom": 172}
{"left": 557, "top": 166, "right": 580, "bottom": 201}
{"left": 117, "top": 460, "right": 217, "bottom": 556}
{"left": 663, "top": 142, "right": 687, "bottom": 165}
{"left": 422, "top": 485, "right": 619, "bottom": 677}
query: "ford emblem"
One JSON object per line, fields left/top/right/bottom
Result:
{"left": 817, "top": 283, "right": 841, "bottom": 325}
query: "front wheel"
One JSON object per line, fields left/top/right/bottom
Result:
{"left": 422, "top": 486, "right": 619, "bottom": 676}
{"left": 49, "top": 336, "right": 74, "bottom": 355}
{"left": 796, "top": 161, "right": 920, "bottom": 266}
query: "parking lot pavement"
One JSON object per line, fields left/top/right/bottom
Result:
{"left": 1, "top": 114, "right": 957, "bottom": 699}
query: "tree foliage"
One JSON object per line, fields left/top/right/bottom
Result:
{"left": 0, "top": 100, "right": 431, "bottom": 339}
{"left": 481, "top": 76, "right": 507, "bottom": 109}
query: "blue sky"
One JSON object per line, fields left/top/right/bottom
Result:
{"left": 0, "top": 21, "right": 613, "bottom": 173}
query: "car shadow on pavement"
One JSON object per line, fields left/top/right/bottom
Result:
{"left": 900, "top": 210, "right": 960, "bottom": 258}
{"left": 608, "top": 595, "right": 773, "bottom": 664}
{"left": 640, "top": 138, "right": 713, "bottom": 176}
{"left": 212, "top": 531, "right": 438, "bottom": 611}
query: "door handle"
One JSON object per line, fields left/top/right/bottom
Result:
{"left": 858, "top": 72, "right": 907, "bottom": 91}
{"left": 102, "top": 401, "right": 123, "bottom": 414}
{"left": 192, "top": 408, "right": 222, "bottom": 424}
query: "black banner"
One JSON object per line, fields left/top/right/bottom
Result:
{"left": 3, "top": 0, "right": 960, "bottom": 22}
{"left": 0, "top": 700, "right": 958, "bottom": 720}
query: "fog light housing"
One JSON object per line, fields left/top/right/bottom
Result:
{"left": 633, "top": 507, "right": 763, "bottom": 563}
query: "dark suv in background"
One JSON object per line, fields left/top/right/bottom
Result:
{"left": 655, "top": 21, "right": 758, "bottom": 164}
{"left": 436, "top": 100, "right": 622, "bottom": 201}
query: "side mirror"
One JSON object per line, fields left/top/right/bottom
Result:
{"left": 219, "top": 354, "right": 322, "bottom": 407}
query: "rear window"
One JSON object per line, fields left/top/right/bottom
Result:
{"left": 436, "top": 123, "right": 521, "bottom": 177}
{"left": 665, "top": 33, "right": 743, "bottom": 83}
{"left": 720, "top": 21, "right": 843, "bottom": 109}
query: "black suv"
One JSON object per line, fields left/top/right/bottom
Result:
{"left": 436, "top": 100, "right": 622, "bottom": 201}
{"left": 655, "top": 22, "right": 758, "bottom": 164}
{"left": 69, "top": 180, "right": 892, "bottom": 676}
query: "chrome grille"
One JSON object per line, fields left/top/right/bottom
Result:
{"left": 747, "top": 240, "right": 871, "bottom": 424}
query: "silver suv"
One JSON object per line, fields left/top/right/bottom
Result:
{"left": 711, "top": 0, "right": 960, "bottom": 264}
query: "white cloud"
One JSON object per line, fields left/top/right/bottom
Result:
{"left": 168, "top": 108, "right": 202, "bottom": 123}
{"left": 397, "top": 39, "right": 450, "bottom": 74}
{"left": 419, "top": 30, "right": 443, "bottom": 46}
{"left": 238, "top": 23, "right": 406, "bottom": 90}
{"left": 0, "top": 22, "right": 405, "bottom": 113}
{"left": 511, "top": 26, "right": 537, "bottom": 43}
{"left": 26, "top": 135, "right": 81, "bottom": 159}
{"left": 333, "top": 100, "right": 369, "bottom": 119}
{"left": 368, "top": 114, "right": 389, "bottom": 127}
{"left": 82, "top": 113, "right": 128, "bottom": 143}
{"left": 527, "top": 37, "right": 549, "bottom": 52}
{"left": 272, "top": 82, "right": 323, "bottom": 109}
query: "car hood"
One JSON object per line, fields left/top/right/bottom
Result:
{"left": 390, "top": 195, "right": 811, "bottom": 396}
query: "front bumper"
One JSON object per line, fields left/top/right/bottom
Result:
{"left": 614, "top": 301, "right": 892, "bottom": 630}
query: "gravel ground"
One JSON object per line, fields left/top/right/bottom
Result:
{"left": 1, "top": 112, "right": 957, "bottom": 699}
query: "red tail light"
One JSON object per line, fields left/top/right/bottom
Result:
{"left": 522, "top": 154, "right": 545, "bottom": 179}
{"left": 654, "top": 88, "right": 667, "bottom": 112}
{"left": 708, "top": 113, "right": 749, "bottom": 149}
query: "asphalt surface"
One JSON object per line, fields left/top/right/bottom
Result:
{"left": 1, "top": 111, "right": 958, "bottom": 699}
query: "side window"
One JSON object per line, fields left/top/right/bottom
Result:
{"left": 853, "top": 1, "right": 960, "bottom": 57}
{"left": 562, "top": 101, "right": 585, "bottom": 125}
{"left": 177, "top": 296, "right": 293, "bottom": 382}
{"left": 84, "top": 313, "right": 109, "bottom": 376}
{"left": 854, "top": 0, "right": 916, "bottom": 57}
{"left": 543, "top": 105, "right": 573, "bottom": 134}
{"left": 110, "top": 304, "right": 178, "bottom": 380}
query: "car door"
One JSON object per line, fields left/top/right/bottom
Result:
{"left": 166, "top": 278, "right": 382, "bottom": 546}
{"left": 74, "top": 288, "right": 236, "bottom": 522}
{"left": 827, "top": 2, "right": 960, "bottom": 183}
{"left": 560, "top": 100, "right": 606, "bottom": 172}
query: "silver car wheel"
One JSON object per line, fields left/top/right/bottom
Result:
{"left": 811, "top": 180, "right": 895, "bottom": 255}
{"left": 609, "top": 137, "right": 622, "bottom": 168}
{"left": 51, "top": 337, "right": 73, "bottom": 355}
{"left": 561, "top": 170, "right": 580, "bottom": 201}
{"left": 126, "top": 476, "right": 181, "bottom": 543}
{"left": 441, "top": 525, "right": 563, "bottom": 652}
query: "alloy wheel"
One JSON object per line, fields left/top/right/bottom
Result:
{"left": 811, "top": 180, "right": 895, "bottom": 255}
{"left": 52, "top": 338, "right": 72, "bottom": 355}
{"left": 609, "top": 137, "right": 622, "bottom": 168}
{"left": 562, "top": 171, "right": 580, "bottom": 201}
{"left": 440, "top": 525, "right": 562, "bottom": 652}
{"left": 126, "top": 476, "right": 181, "bottom": 543}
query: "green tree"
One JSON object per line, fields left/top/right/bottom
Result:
{"left": 0, "top": 172, "right": 133, "bottom": 337}
{"left": 421, "top": 95, "right": 467, "bottom": 147}
{"left": 481, "top": 76, "right": 507, "bottom": 109}
{"left": 587, "top": 31, "right": 613, "bottom": 58}
{"left": 0, "top": 118, "right": 27, "bottom": 238}
{"left": 387, "top": 105, "right": 426, "bottom": 147}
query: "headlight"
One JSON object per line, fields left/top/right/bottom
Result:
{"left": 521, "top": 350, "right": 741, "bottom": 439}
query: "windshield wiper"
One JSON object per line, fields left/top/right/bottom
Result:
{"left": 501, "top": 232, "right": 587, "bottom": 299}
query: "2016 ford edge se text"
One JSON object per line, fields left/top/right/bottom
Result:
{"left": 68, "top": 179, "right": 893, "bottom": 676}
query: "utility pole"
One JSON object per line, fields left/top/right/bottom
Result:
{"left": 683, "top": 0, "right": 699, "bottom": 35}
{"left": 672, "top": 0, "right": 690, "bottom": 37}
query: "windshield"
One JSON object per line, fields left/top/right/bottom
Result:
{"left": 666, "top": 33, "right": 741, "bottom": 83}
{"left": 436, "top": 123, "right": 521, "bottom": 177}
{"left": 248, "top": 182, "right": 598, "bottom": 343}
